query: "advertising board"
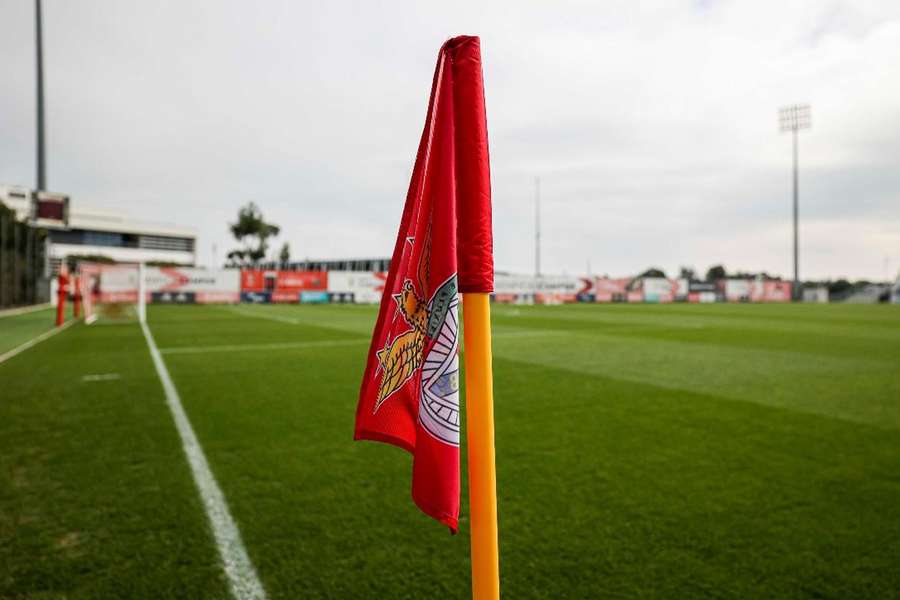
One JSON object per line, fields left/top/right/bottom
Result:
{"left": 145, "top": 268, "right": 240, "bottom": 304}
{"left": 300, "top": 291, "right": 329, "bottom": 304}
{"left": 725, "top": 279, "right": 752, "bottom": 302}
{"left": 326, "top": 271, "right": 386, "bottom": 304}
{"left": 240, "top": 270, "right": 327, "bottom": 293}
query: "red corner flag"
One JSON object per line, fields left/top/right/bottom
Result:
{"left": 355, "top": 36, "right": 493, "bottom": 533}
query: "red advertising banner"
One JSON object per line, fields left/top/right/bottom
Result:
{"left": 240, "top": 270, "right": 266, "bottom": 292}
{"left": 594, "top": 277, "right": 629, "bottom": 302}
{"left": 240, "top": 270, "right": 328, "bottom": 293}
{"left": 751, "top": 280, "right": 791, "bottom": 302}
{"left": 271, "top": 291, "right": 300, "bottom": 303}
{"left": 278, "top": 271, "right": 327, "bottom": 291}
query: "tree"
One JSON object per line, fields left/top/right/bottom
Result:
{"left": 279, "top": 242, "right": 290, "bottom": 268}
{"left": 678, "top": 266, "right": 696, "bottom": 281}
{"left": 638, "top": 267, "right": 667, "bottom": 278}
{"left": 706, "top": 264, "right": 727, "bottom": 281}
{"left": 227, "top": 202, "right": 280, "bottom": 268}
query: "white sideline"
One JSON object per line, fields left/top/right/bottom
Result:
{"left": 0, "top": 303, "right": 51, "bottom": 318}
{"left": 160, "top": 338, "right": 366, "bottom": 355}
{"left": 0, "top": 319, "right": 76, "bottom": 365}
{"left": 140, "top": 321, "right": 266, "bottom": 600}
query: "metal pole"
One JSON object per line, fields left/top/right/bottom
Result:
{"left": 535, "top": 176, "right": 541, "bottom": 279}
{"left": 792, "top": 128, "right": 799, "bottom": 301}
{"left": 14, "top": 223, "right": 20, "bottom": 305}
{"left": 26, "top": 226, "right": 32, "bottom": 304}
{"left": 0, "top": 213, "right": 5, "bottom": 307}
{"left": 36, "top": 0, "right": 46, "bottom": 191}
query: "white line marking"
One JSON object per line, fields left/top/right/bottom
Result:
{"left": 0, "top": 319, "right": 76, "bottom": 365}
{"left": 140, "top": 321, "right": 266, "bottom": 600}
{"left": 160, "top": 338, "right": 367, "bottom": 355}
{"left": 0, "top": 303, "right": 51, "bottom": 318}
{"left": 225, "top": 306, "right": 300, "bottom": 325}
{"left": 81, "top": 373, "right": 121, "bottom": 382}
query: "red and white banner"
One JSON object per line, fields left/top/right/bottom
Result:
{"left": 750, "top": 280, "right": 792, "bottom": 302}
{"left": 593, "top": 277, "right": 629, "bottom": 302}
{"left": 725, "top": 279, "right": 752, "bottom": 302}
{"left": 240, "top": 270, "right": 328, "bottom": 293}
{"left": 327, "top": 271, "right": 387, "bottom": 304}
{"left": 145, "top": 268, "right": 240, "bottom": 303}
{"left": 493, "top": 274, "right": 590, "bottom": 303}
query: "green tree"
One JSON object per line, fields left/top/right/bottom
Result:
{"left": 227, "top": 202, "right": 280, "bottom": 267}
{"left": 678, "top": 266, "right": 696, "bottom": 281}
{"left": 638, "top": 267, "right": 667, "bottom": 278}
{"left": 706, "top": 264, "right": 727, "bottom": 281}
{"left": 278, "top": 242, "right": 290, "bottom": 268}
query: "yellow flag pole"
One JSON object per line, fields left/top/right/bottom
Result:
{"left": 462, "top": 292, "right": 500, "bottom": 600}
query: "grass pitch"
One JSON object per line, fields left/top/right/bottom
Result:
{"left": 1, "top": 302, "right": 899, "bottom": 598}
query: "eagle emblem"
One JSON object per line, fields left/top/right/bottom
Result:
{"left": 372, "top": 228, "right": 461, "bottom": 445}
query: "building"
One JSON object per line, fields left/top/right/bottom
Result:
{"left": 255, "top": 257, "right": 391, "bottom": 272}
{"left": 1, "top": 184, "right": 196, "bottom": 272}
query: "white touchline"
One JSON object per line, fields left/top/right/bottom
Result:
{"left": 160, "top": 338, "right": 367, "bottom": 355}
{"left": 0, "top": 302, "right": 51, "bottom": 319}
{"left": 0, "top": 319, "right": 76, "bottom": 365}
{"left": 140, "top": 321, "right": 267, "bottom": 600}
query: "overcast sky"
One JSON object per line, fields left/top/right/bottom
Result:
{"left": 1, "top": 0, "right": 899, "bottom": 280}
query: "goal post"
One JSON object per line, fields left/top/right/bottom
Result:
{"left": 77, "top": 262, "right": 146, "bottom": 325}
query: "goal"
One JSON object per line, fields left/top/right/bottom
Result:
{"left": 78, "top": 262, "right": 146, "bottom": 325}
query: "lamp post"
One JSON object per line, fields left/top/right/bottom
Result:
{"left": 534, "top": 176, "right": 541, "bottom": 279}
{"left": 35, "top": 0, "right": 46, "bottom": 192}
{"left": 779, "top": 104, "right": 810, "bottom": 301}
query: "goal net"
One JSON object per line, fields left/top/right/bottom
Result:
{"left": 78, "top": 262, "right": 146, "bottom": 325}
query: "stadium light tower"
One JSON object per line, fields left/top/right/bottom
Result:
{"left": 779, "top": 104, "right": 811, "bottom": 301}
{"left": 535, "top": 176, "right": 541, "bottom": 278}
{"left": 35, "top": 0, "right": 46, "bottom": 191}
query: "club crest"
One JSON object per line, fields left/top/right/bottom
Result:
{"left": 372, "top": 232, "right": 461, "bottom": 446}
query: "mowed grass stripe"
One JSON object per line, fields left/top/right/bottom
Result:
{"left": 492, "top": 303, "right": 900, "bottom": 351}
{"left": 0, "top": 321, "right": 230, "bottom": 598}
{"left": 147, "top": 305, "right": 364, "bottom": 350}
{"left": 491, "top": 355, "right": 900, "bottom": 599}
{"left": 160, "top": 338, "right": 369, "bottom": 355}
{"left": 492, "top": 328, "right": 900, "bottom": 430}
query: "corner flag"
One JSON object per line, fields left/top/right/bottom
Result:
{"left": 354, "top": 35, "right": 497, "bottom": 589}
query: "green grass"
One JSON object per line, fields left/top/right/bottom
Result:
{"left": 2, "top": 302, "right": 899, "bottom": 598}
{"left": 0, "top": 306, "right": 63, "bottom": 356}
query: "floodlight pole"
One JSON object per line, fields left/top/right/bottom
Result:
{"left": 535, "top": 176, "right": 541, "bottom": 279}
{"left": 779, "top": 104, "right": 810, "bottom": 302}
{"left": 791, "top": 126, "right": 799, "bottom": 301}
{"left": 35, "top": 0, "right": 46, "bottom": 192}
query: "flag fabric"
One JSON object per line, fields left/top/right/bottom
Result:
{"left": 355, "top": 35, "right": 493, "bottom": 533}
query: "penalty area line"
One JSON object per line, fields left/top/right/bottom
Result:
{"left": 140, "top": 321, "right": 267, "bottom": 600}
{"left": 224, "top": 306, "right": 300, "bottom": 325}
{"left": 0, "top": 319, "right": 77, "bottom": 366}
